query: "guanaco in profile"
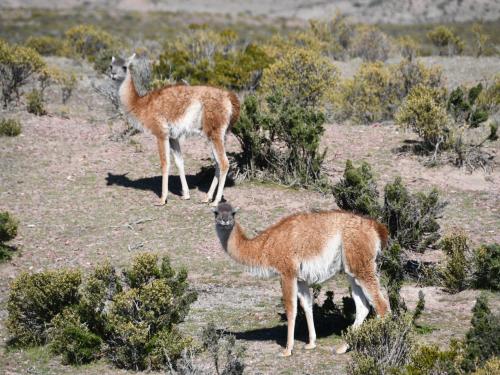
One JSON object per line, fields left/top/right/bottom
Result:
{"left": 213, "top": 202, "right": 389, "bottom": 357}
{"left": 110, "top": 54, "right": 240, "bottom": 206}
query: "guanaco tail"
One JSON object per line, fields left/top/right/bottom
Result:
{"left": 213, "top": 202, "right": 390, "bottom": 357}
{"left": 110, "top": 54, "right": 240, "bottom": 206}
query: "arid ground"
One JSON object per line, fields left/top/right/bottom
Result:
{"left": 0, "top": 50, "right": 499, "bottom": 374}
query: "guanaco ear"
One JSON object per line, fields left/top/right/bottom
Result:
{"left": 126, "top": 53, "right": 136, "bottom": 66}
{"left": 111, "top": 56, "right": 116, "bottom": 63}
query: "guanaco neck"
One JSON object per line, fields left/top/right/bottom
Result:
{"left": 217, "top": 222, "right": 266, "bottom": 267}
{"left": 119, "top": 70, "right": 141, "bottom": 117}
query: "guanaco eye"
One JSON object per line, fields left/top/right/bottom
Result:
{"left": 109, "top": 65, "right": 112, "bottom": 70}
{"left": 122, "top": 66, "right": 127, "bottom": 72}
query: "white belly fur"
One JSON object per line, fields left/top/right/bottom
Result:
{"left": 167, "top": 101, "right": 203, "bottom": 139}
{"left": 298, "top": 233, "right": 343, "bottom": 284}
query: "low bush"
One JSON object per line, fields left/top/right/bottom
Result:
{"left": 0, "top": 39, "right": 46, "bottom": 107}
{"left": 332, "top": 162, "right": 445, "bottom": 253}
{"left": 0, "top": 211, "right": 19, "bottom": 261}
{"left": 7, "top": 269, "right": 82, "bottom": 346}
{"left": 473, "top": 357, "right": 500, "bottom": 375}
{"left": 381, "top": 242, "right": 407, "bottom": 315}
{"left": 390, "top": 59, "right": 443, "bottom": 100}
{"left": 7, "top": 253, "right": 197, "bottom": 370}
{"left": 440, "top": 230, "right": 471, "bottom": 293}
{"left": 395, "top": 84, "right": 450, "bottom": 153}
{"left": 462, "top": 293, "right": 500, "bottom": 372}
{"left": 470, "top": 23, "right": 490, "bottom": 57}
{"left": 232, "top": 91, "right": 327, "bottom": 189}
{"left": 404, "top": 341, "right": 464, "bottom": 375}
{"left": 25, "top": 35, "right": 66, "bottom": 56}
{"left": 350, "top": 25, "right": 392, "bottom": 62}
{"left": 345, "top": 314, "right": 414, "bottom": 375}
{"left": 332, "top": 160, "right": 380, "bottom": 218}
{"left": 427, "top": 25, "right": 464, "bottom": 56}
{"left": 0, "top": 118, "right": 22, "bottom": 136}
{"left": 448, "top": 83, "right": 489, "bottom": 128}
{"left": 26, "top": 89, "right": 46, "bottom": 115}
{"left": 260, "top": 47, "right": 338, "bottom": 109}
{"left": 472, "top": 244, "right": 500, "bottom": 291}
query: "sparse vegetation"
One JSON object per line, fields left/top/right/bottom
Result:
{"left": 25, "top": 35, "right": 67, "bottom": 56}
{"left": 427, "top": 25, "right": 464, "bottom": 56}
{"left": 350, "top": 25, "right": 391, "bottom": 62}
{"left": 26, "top": 89, "right": 46, "bottom": 115}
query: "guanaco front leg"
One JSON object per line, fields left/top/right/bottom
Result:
{"left": 170, "top": 138, "right": 190, "bottom": 200}
{"left": 156, "top": 136, "right": 170, "bottom": 206}
{"left": 281, "top": 275, "right": 298, "bottom": 357}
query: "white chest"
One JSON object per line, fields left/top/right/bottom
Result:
{"left": 166, "top": 101, "right": 203, "bottom": 139}
{"left": 298, "top": 233, "right": 343, "bottom": 284}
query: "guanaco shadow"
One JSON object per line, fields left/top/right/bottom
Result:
{"left": 226, "top": 293, "right": 356, "bottom": 347}
{"left": 105, "top": 166, "right": 235, "bottom": 198}
{"left": 392, "top": 139, "right": 434, "bottom": 156}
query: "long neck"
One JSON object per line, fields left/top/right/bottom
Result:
{"left": 217, "top": 222, "right": 265, "bottom": 267}
{"left": 118, "top": 70, "right": 141, "bottom": 116}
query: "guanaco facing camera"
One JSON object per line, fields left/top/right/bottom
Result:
{"left": 213, "top": 202, "right": 390, "bottom": 357}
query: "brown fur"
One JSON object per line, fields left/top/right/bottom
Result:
{"left": 215, "top": 204, "right": 389, "bottom": 356}
{"left": 118, "top": 62, "right": 240, "bottom": 205}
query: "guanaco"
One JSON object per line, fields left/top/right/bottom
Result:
{"left": 213, "top": 202, "right": 389, "bottom": 357}
{"left": 110, "top": 54, "right": 240, "bottom": 206}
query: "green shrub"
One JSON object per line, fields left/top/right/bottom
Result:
{"left": 463, "top": 293, "right": 500, "bottom": 371}
{"left": 26, "top": 89, "right": 46, "bottom": 115}
{"left": 345, "top": 314, "right": 414, "bottom": 375}
{"left": 448, "top": 84, "right": 489, "bottom": 128}
{"left": 381, "top": 242, "right": 407, "bottom": 315}
{"left": 395, "top": 84, "right": 450, "bottom": 151}
{"left": 472, "top": 244, "right": 500, "bottom": 291}
{"left": 7, "top": 269, "right": 82, "bottom": 346}
{"left": 427, "top": 25, "right": 464, "bottom": 56}
{"left": 383, "top": 177, "right": 445, "bottom": 252}
{"left": 260, "top": 47, "right": 338, "bottom": 109}
{"left": 49, "top": 308, "right": 102, "bottom": 365}
{"left": 350, "top": 25, "right": 391, "bottom": 62}
{"left": 25, "top": 35, "right": 66, "bottom": 56}
{"left": 332, "top": 160, "right": 380, "bottom": 217}
{"left": 390, "top": 59, "right": 443, "bottom": 100}
{"left": 441, "top": 230, "right": 471, "bottom": 293}
{"left": 232, "top": 92, "right": 327, "bottom": 189}
{"left": 0, "top": 39, "right": 46, "bottom": 107}
{"left": 0, "top": 118, "right": 22, "bottom": 136}
{"left": 0, "top": 211, "right": 19, "bottom": 261}
{"left": 64, "top": 25, "right": 119, "bottom": 73}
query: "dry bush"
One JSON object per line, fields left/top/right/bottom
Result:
{"left": 25, "top": 35, "right": 67, "bottom": 56}
{"left": 395, "top": 84, "right": 450, "bottom": 153}
{"left": 345, "top": 314, "right": 414, "bottom": 375}
{"left": 335, "top": 62, "right": 396, "bottom": 123}
{"left": 397, "top": 36, "right": 420, "bottom": 61}
{"left": 65, "top": 24, "right": 120, "bottom": 73}
{"left": 260, "top": 47, "right": 338, "bottom": 109}
{"left": 427, "top": 25, "right": 464, "bottom": 56}
{"left": 0, "top": 39, "right": 46, "bottom": 107}
{"left": 350, "top": 25, "right": 392, "bottom": 62}
{"left": 26, "top": 89, "right": 46, "bottom": 116}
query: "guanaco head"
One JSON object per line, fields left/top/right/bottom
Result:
{"left": 212, "top": 202, "right": 239, "bottom": 229}
{"left": 109, "top": 53, "right": 136, "bottom": 81}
